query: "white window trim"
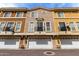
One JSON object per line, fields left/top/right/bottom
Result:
{"left": 30, "top": 11, "right": 34, "bottom": 18}
{"left": 76, "top": 22, "right": 79, "bottom": 31}
{"left": 28, "top": 21, "right": 34, "bottom": 33}
{"left": 3, "top": 12, "right": 12, "bottom": 17}
{"left": 45, "top": 21, "right": 52, "bottom": 32}
{"left": 15, "top": 12, "right": 24, "bottom": 17}
{"left": 6, "top": 21, "right": 15, "bottom": 32}
{"left": 30, "top": 11, "right": 38, "bottom": 18}
{"left": 58, "top": 22, "right": 66, "bottom": 31}
{"left": 6, "top": 21, "right": 15, "bottom": 27}
{"left": 43, "top": 21, "right": 45, "bottom": 32}
{"left": 36, "top": 12, "right": 38, "bottom": 18}
{"left": 0, "top": 21, "right": 6, "bottom": 32}
{"left": 15, "top": 21, "right": 22, "bottom": 32}
{"left": 57, "top": 12, "right": 65, "bottom": 18}
{"left": 69, "top": 22, "right": 76, "bottom": 31}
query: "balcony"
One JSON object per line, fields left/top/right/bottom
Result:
{"left": 0, "top": 17, "right": 26, "bottom": 18}
{"left": 54, "top": 17, "right": 79, "bottom": 19}
{"left": 58, "top": 31, "right": 79, "bottom": 35}
{"left": 0, "top": 26, "right": 15, "bottom": 35}
{"left": 0, "top": 31, "right": 13, "bottom": 35}
{"left": 27, "top": 31, "right": 57, "bottom": 35}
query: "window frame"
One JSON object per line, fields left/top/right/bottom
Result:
{"left": 28, "top": 21, "right": 34, "bottom": 32}
{"left": 45, "top": 21, "right": 52, "bottom": 32}
{"left": 0, "top": 21, "right": 6, "bottom": 32}
{"left": 3, "top": 12, "right": 12, "bottom": 17}
{"left": 76, "top": 22, "right": 79, "bottom": 31}
{"left": 15, "top": 12, "right": 24, "bottom": 17}
{"left": 31, "top": 11, "right": 38, "bottom": 18}
{"left": 58, "top": 22, "right": 67, "bottom": 31}
{"left": 6, "top": 21, "right": 15, "bottom": 32}
{"left": 69, "top": 22, "right": 75, "bottom": 31}
{"left": 57, "top": 12, "right": 64, "bottom": 17}
{"left": 15, "top": 21, "right": 22, "bottom": 32}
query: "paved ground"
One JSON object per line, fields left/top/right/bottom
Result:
{"left": 0, "top": 49, "right": 79, "bottom": 56}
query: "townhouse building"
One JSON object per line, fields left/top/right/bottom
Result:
{"left": 0, "top": 7, "right": 79, "bottom": 49}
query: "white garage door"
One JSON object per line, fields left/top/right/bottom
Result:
{"left": 0, "top": 39, "right": 19, "bottom": 49}
{"left": 61, "top": 39, "right": 79, "bottom": 49}
{"left": 28, "top": 38, "right": 53, "bottom": 49}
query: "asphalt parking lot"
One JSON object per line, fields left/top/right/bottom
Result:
{"left": 0, "top": 49, "right": 79, "bottom": 56}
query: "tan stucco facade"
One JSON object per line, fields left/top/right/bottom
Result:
{"left": 0, "top": 7, "right": 79, "bottom": 49}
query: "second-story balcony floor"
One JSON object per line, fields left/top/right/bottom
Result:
{"left": 0, "top": 17, "right": 26, "bottom": 19}
{"left": 26, "top": 32, "right": 57, "bottom": 35}
{"left": 54, "top": 17, "right": 79, "bottom": 19}
{"left": 0, "top": 32, "right": 58, "bottom": 36}
{"left": 1, "top": 31, "right": 79, "bottom": 36}
{"left": 57, "top": 31, "right": 79, "bottom": 35}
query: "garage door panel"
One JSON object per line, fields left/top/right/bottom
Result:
{"left": 61, "top": 39, "right": 79, "bottom": 49}
{"left": 61, "top": 39, "right": 72, "bottom": 45}
{"left": 36, "top": 39, "right": 48, "bottom": 45}
{"left": 5, "top": 40, "right": 17, "bottom": 45}
{"left": 0, "top": 39, "right": 19, "bottom": 49}
{"left": 29, "top": 39, "right": 52, "bottom": 49}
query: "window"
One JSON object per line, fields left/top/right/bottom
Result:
{"left": 3, "top": 12, "right": 11, "bottom": 17}
{"left": 6, "top": 22, "right": 14, "bottom": 32}
{"left": 59, "top": 22, "right": 66, "bottom": 31}
{"left": 76, "top": 22, "right": 79, "bottom": 30}
{"left": 37, "top": 21, "right": 43, "bottom": 31}
{"left": 46, "top": 22, "right": 51, "bottom": 32}
{"left": 69, "top": 22, "right": 75, "bottom": 31}
{"left": 15, "top": 22, "right": 21, "bottom": 32}
{"left": 15, "top": 12, "right": 23, "bottom": 17}
{"left": 31, "top": 11, "right": 38, "bottom": 18}
{"left": 31, "top": 12, "right": 35, "bottom": 17}
{"left": 28, "top": 22, "right": 34, "bottom": 32}
{"left": 0, "top": 22, "right": 6, "bottom": 32}
{"left": 58, "top": 12, "right": 64, "bottom": 17}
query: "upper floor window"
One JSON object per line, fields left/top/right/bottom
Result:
{"left": 28, "top": 21, "right": 34, "bottom": 32}
{"left": 58, "top": 12, "right": 64, "bottom": 17}
{"left": 15, "top": 22, "right": 21, "bottom": 32}
{"left": 37, "top": 21, "right": 43, "bottom": 31}
{"left": 15, "top": 12, "right": 24, "bottom": 17}
{"left": 0, "top": 22, "right": 6, "bottom": 32}
{"left": 59, "top": 22, "right": 66, "bottom": 31}
{"left": 31, "top": 11, "right": 38, "bottom": 18}
{"left": 76, "top": 22, "right": 79, "bottom": 30}
{"left": 46, "top": 22, "right": 51, "bottom": 32}
{"left": 5, "top": 22, "right": 14, "bottom": 32}
{"left": 3, "top": 12, "right": 12, "bottom": 17}
{"left": 31, "top": 12, "right": 35, "bottom": 17}
{"left": 69, "top": 22, "right": 75, "bottom": 31}
{"left": 28, "top": 21, "right": 52, "bottom": 33}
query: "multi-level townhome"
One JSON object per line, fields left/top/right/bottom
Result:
{"left": 0, "top": 7, "right": 79, "bottom": 49}
{"left": 0, "top": 8, "right": 27, "bottom": 49}
{"left": 54, "top": 8, "right": 79, "bottom": 49}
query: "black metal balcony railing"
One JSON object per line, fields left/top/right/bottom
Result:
{"left": 34, "top": 26, "right": 45, "bottom": 32}
{"left": 4, "top": 26, "right": 15, "bottom": 33}
{"left": 59, "top": 25, "right": 70, "bottom": 31}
